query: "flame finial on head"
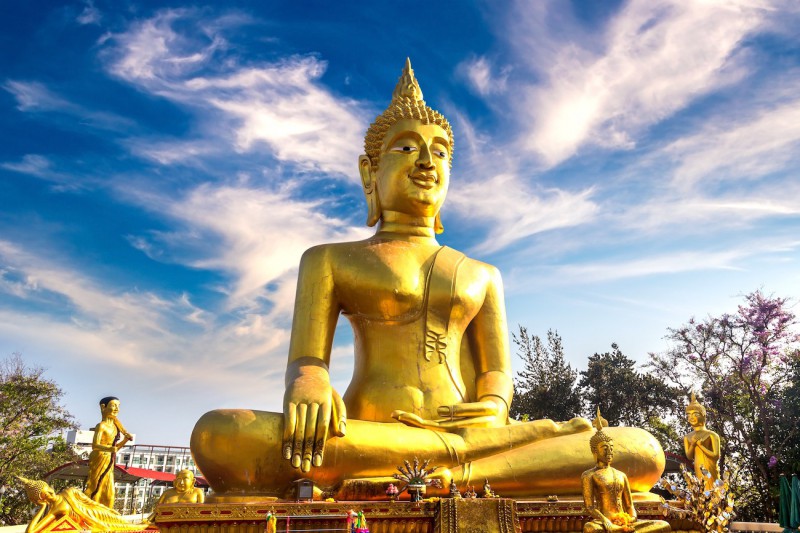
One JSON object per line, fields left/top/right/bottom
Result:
{"left": 392, "top": 58, "right": 424, "bottom": 103}
{"left": 685, "top": 391, "right": 706, "bottom": 416}
{"left": 589, "top": 407, "right": 612, "bottom": 453}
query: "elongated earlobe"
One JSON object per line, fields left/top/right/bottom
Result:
{"left": 359, "top": 155, "right": 381, "bottom": 227}
{"left": 434, "top": 212, "right": 444, "bottom": 234}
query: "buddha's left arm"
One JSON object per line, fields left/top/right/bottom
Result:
{"left": 468, "top": 265, "right": 513, "bottom": 423}
{"left": 622, "top": 474, "right": 636, "bottom": 519}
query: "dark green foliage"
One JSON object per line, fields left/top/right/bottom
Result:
{"left": 0, "top": 354, "right": 78, "bottom": 525}
{"left": 510, "top": 328, "right": 582, "bottom": 422}
{"left": 578, "top": 343, "right": 683, "bottom": 454}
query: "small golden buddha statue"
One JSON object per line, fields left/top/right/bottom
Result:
{"left": 683, "top": 393, "right": 720, "bottom": 489}
{"left": 84, "top": 396, "right": 132, "bottom": 507}
{"left": 581, "top": 411, "right": 670, "bottom": 533}
{"left": 158, "top": 469, "right": 205, "bottom": 504}
{"left": 17, "top": 476, "right": 144, "bottom": 533}
{"left": 190, "top": 59, "right": 665, "bottom": 500}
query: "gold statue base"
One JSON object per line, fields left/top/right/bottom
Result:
{"left": 152, "top": 498, "right": 701, "bottom": 533}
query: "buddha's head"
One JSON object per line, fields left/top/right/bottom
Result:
{"left": 99, "top": 396, "right": 120, "bottom": 419}
{"left": 359, "top": 58, "right": 454, "bottom": 232}
{"left": 685, "top": 392, "right": 706, "bottom": 427}
{"left": 16, "top": 476, "right": 56, "bottom": 505}
{"left": 589, "top": 408, "right": 614, "bottom": 465}
{"left": 174, "top": 469, "right": 195, "bottom": 493}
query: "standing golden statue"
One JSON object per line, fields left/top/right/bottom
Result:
{"left": 16, "top": 476, "right": 144, "bottom": 533}
{"left": 683, "top": 393, "right": 720, "bottom": 489}
{"left": 84, "top": 396, "right": 132, "bottom": 507}
{"left": 191, "top": 59, "right": 665, "bottom": 500}
{"left": 581, "top": 411, "right": 670, "bottom": 533}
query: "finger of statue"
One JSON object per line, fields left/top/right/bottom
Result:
{"left": 436, "top": 415, "right": 496, "bottom": 429}
{"left": 283, "top": 402, "right": 297, "bottom": 460}
{"left": 301, "top": 402, "right": 319, "bottom": 472}
{"left": 313, "top": 401, "right": 331, "bottom": 467}
{"left": 391, "top": 410, "right": 442, "bottom": 430}
{"left": 331, "top": 388, "right": 347, "bottom": 437}
{"left": 292, "top": 403, "right": 308, "bottom": 469}
{"left": 438, "top": 401, "right": 498, "bottom": 418}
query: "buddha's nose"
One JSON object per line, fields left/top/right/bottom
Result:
{"left": 416, "top": 143, "right": 434, "bottom": 169}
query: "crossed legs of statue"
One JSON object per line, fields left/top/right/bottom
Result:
{"left": 190, "top": 410, "right": 664, "bottom": 500}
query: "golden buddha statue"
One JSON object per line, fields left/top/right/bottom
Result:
{"left": 84, "top": 396, "right": 132, "bottom": 507}
{"left": 581, "top": 412, "right": 670, "bottom": 533}
{"left": 17, "top": 476, "right": 144, "bottom": 533}
{"left": 158, "top": 469, "right": 205, "bottom": 504}
{"left": 683, "top": 393, "right": 720, "bottom": 489}
{"left": 190, "top": 59, "right": 665, "bottom": 500}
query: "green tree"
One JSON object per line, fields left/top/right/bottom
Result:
{"left": 578, "top": 343, "right": 682, "bottom": 453}
{"left": 510, "top": 327, "right": 582, "bottom": 422}
{"left": 648, "top": 290, "right": 800, "bottom": 521}
{"left": 0, "top": 354, "right": 78, "bottom": 525}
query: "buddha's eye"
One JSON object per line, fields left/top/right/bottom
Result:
{"left": 391, "top": 144, "right": 417, "bottom": 154}
{"left": 432, "top": 145, "right": 449, "bottom": 159}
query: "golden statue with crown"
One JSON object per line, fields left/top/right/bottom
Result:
{"left": 189, "top": 59, "right": 666, "bottom": 501}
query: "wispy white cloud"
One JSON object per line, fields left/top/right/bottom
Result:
{"left": 458, "top": 56, "right": 510, "bottom": 96}
{"left": 123, "top": 182, "right": 370, "bottom": 310}
{"left": 76, "top": 0, "right": 101, "bottom": 25}
{"left": 509, "top": 0, "right": 768, "bottom": 166}
{"left": 546, "top": 239, "right": 800, "bottom": 285}
{"left": 102, "top": 9, "right": 368, "bottom": 177}
{"left": 0, "top": 238, "right": 292, "bottom": 397}
{"left": 662, "top": 95, "right": 800, "bottom": 189}
{"left": 448, "top": 173, "right": 597, "bottom": 254}
{"left": 3, "top": 80, "right": 134, "bottom": 131}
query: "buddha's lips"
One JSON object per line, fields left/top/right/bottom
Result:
{"left": 410, "top": 173, "right": 437, "bottom": 188}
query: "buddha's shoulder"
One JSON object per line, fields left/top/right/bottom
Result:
{"left": 457, "top": 253, "right": 503, "bottom": 283}
{"left": 298, "top": 239, "right": 373, "bottom": 266}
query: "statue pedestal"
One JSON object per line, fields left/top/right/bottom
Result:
{"left": 152, "top": 498, "right": 700, "bottom": 533}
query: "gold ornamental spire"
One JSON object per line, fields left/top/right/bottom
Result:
{"left": 392, "top": 58, "right": 425, "bottom": 103}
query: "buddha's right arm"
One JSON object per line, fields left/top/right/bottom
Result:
{"left": 282, "top": 246, "right": 346, "bottom": 473}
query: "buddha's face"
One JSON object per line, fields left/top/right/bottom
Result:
{"left": 687, "top": 409, "right": 705, "bottom": 427}
{"left": 174, "top": 471, "right": 194, "bottom": 493}
{"left": 38, "top": 484, "right": 56, "bottom": 504}
{"left": 102, "top": 399, "right": 120, "bottom": 419}
{"left": 368, "top": 118, "right": 451, "bottom": 218}
{"left": 595, "top": 441, "right": 614, "bottom": 465}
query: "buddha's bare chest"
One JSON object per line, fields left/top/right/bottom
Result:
{"left": 334, "top": 243, "right": 483, "bottom": 321}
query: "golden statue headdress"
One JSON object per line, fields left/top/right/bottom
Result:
{"left": 363, "top": 58, "right": 454, "bottom": 172}
{"left": 685, "top": 391, "right": 707, "bottom": 416}
{"left": 589, "top": 407, "right": 612, "bottom": 453}
{"left": 16, "top": 476, "right": 50, "bottom": 504}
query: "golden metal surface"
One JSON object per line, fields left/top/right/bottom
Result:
{"left": 190, "top": 59, "right": 666, "bottom": 500}
{"left": 85, "top": 397, "right": 132, "bottom": 508}
{"left": 683, "top": 394, "right": 720, "bottom": 489}
{"left": 581, "top": 413, "right": 670, "bottom": 533}
{"left": 152, "top": 500, "right": 697, "bottom": 533}
{"left": 157, "top": 469, "right": 205, "bottom": 504}
{"left": 16, "top": 477, "right": 145, "bottom": 533}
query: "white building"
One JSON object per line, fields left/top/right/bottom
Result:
{"left": 63, "top": 430, "right": 206, "bottom": 514}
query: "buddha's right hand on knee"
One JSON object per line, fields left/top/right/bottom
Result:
{"left": 283, "top": 357, "right": 347, "bottom": 473}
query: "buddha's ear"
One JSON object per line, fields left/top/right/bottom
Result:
{"left": 359, "top": 155, "right": 381, "bottom": 227}
{"left": 434, "top": 212, "right": 444, "bottom": 234}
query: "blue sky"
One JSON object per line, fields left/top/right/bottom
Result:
{"left": 1, "top": 0, "right": 799, "bottom": 445}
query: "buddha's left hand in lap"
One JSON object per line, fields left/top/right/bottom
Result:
{"left": 392, "top": 399, "right": 506, "bottom": 431}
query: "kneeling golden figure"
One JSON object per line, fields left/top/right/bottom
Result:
{"left": 191, "top": 59, "right": 665, "bottom": 500}
{"left": 582, "top": 412, "right": 670, "bottom": 533}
